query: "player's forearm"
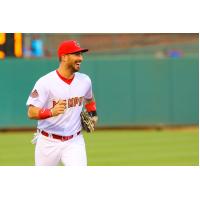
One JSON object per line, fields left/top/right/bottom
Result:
{"left": 85, "top": 97, "right": 96, "bottom": 113}
{"left": 85, "top": 96, "right": 95, "bottom": 104}
{"left": 84, "top": 97, "right": 98, "bottom": 125}
{"left": 27, "top": 105, "right": 52, "bottom": 120}
{"left": 28, "top": 106, "right": 42, "bottom": 119}
{"left": 28, "top": 100, "right": 66, "bottom": 120}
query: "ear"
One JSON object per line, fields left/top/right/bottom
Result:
{"left": 61, "top": 54, "right": 67, "bottom": 62}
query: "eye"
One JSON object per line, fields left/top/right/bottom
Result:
{"left": 74, "top": 52, "right": 82, "bottom": 56}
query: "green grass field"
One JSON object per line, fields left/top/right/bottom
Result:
{"left": 0, "top": 129, "right": 199, "bottom": 166}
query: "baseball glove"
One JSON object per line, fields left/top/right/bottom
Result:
{"left": 80, "top": 111, "right": 95, "bottom": 133}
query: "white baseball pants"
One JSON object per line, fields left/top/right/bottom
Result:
{"left": 35, "top": 133, "right": 87, "bottom": 166}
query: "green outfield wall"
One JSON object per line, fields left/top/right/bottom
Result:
{"left": 0, "top": 55, "right": 198, "bottom": 128}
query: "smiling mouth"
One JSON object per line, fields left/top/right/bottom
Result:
{"left": 75, "top": 62, "right": 81, "bottom": 67}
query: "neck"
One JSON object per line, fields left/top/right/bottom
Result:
{"left": 57, "top": 63, "right": 74, "bottom": 79}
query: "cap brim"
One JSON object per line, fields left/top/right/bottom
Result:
{"left": 72, "top": 48, "right": 89, "bottom": 54}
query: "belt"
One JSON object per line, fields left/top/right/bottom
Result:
{"left": 41, "top": 130, "right": 81, "bottom": 141}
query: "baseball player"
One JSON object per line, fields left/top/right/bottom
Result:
{"left": 26, "top": 40, "right": 98, "bottom": 166}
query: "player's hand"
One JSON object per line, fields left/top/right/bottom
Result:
{"left": 91, "top": 116, "right": 98, "bottom": 126}
{"left": 51, "top": 100, "right": 66, "bottom": 117}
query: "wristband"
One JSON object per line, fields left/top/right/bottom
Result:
{"left": 85, "top": 101, "right": 96, "bottom": 112}
{"left": 38, "top": 108, "right": 52, "bottom": 119}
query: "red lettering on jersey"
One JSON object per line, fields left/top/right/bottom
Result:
{"left": 68, "top": 98, "right": 74, "bottom": 108}
{"left": 79, "top": 97, "right": 83, "bottom": 106}
{"left": 74, "top": 97, "right": 79, "bottom": 106}
{"left": 52, "top": 100, "right": 57, "bottom": 107}
{"left": 64, "top": 96, "right": 84, "bottom": 108}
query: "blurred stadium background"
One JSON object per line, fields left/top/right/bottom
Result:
{"left": 0, "top": 33, "right": 199, "bottom": 165}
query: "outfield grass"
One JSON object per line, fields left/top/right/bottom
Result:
{"left": 0, "top": 129, "right": 198, "bottom": 166}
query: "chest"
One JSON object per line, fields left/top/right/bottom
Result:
{"left": 49, "top": 78, "right": 89, "bottom": 101}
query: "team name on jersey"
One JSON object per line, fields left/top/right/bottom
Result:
{"left": 53, "top": 96, "right": 84, "bottom": 109}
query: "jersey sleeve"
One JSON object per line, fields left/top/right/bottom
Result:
{"left": 26, "top": 79, "right": 49, "bottom": 108}
{"left": 84, "top": 76, "right": 93, "bottom": 99}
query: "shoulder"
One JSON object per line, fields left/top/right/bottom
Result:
{"left": 35, "top": 70, "right": 56, "bottom": 87}
{"left": 75, "top": 72, "right": 91, "bottom": 83}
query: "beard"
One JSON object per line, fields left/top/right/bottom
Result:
{"left": 72, "top": 68, "right": 79, "bottom": 73}
{"left": 65, "top": 58, "right": 82, "bottom": 73}
{"left": 70, "top": 61, "right": 81, "bottom": 72}
{"left": 71, "top": 64, "right": 79, "bottom": 72}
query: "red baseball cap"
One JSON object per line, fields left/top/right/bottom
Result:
{"left": 57, "top": 40, "right": 88, "bottom": 58}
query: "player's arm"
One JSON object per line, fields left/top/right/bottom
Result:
{"left": 27, "top": 100, "right": 66, "bottom": 120}
{"left": 85, "top": 97, "right": 95, "bottom": 104}
{"left": 85, "top": 96, "right": 96, "bottom": 113}
{"left": 84, "top": 96, "right": 98, "bottom": 125}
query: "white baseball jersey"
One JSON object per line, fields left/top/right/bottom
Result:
{"left": 26, "top": 70, "right": 93, "bottom": 136}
